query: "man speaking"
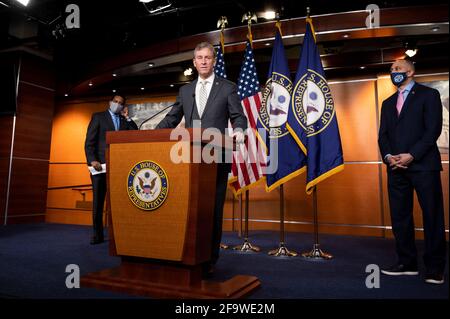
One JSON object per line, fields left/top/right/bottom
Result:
{"left": 156, "top": 42, "right": 247, "bottom": 274}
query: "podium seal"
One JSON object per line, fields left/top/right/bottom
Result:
{"left": 127, "top": 160, "right": 169, "bottom": 211}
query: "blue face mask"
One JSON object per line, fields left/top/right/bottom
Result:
{"left": 390, "top": 72, "right": 408, "bottom": 86}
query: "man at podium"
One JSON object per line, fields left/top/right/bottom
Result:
{"left": 156, "top": 42, "right": 247, "bottom": 273}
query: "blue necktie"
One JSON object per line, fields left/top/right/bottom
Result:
{"left": 114, "top": 115, "right": 120, "bottom": 131}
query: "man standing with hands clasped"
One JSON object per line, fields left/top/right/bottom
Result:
{"left": 85, "top": 95, "right": 138, "bottom": 245}
{"left": 378, "top": 59, "right": 446, "bottom": 284}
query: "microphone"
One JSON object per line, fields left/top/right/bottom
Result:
{"left": 138, "top": 102, "right": 178, "bottom": 130}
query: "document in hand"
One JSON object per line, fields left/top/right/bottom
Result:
{"left": 88, "top": 163, "right": 106, "bottom": 175}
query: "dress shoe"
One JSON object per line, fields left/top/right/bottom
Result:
{"left": 381, "top": 263, "right": 419, "bottom": 276}
{"left": 90, "top": 236, "right": 104, "bottom": 245}
{"left": 425, "top": 272, "right": 444, "bottom": 285}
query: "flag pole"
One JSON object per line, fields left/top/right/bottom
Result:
{"left": 233, "top": 189, "right": 260, "bottom": 252}
{"left": 239, "top": 193, "right": 243, "bottom": 237}
{"left": 301, "top": 186, "right": 333, "bottom": 259}
{"left": 233, "top": 12, "right": 260, "bottom": 253}
{"left": 231, "top": 191, "right": 235, "bottom": 232}
{"left": 218, "top": 16, "right": 230, "bottom": 250}
{"left": 269, "top": 184, "right": 297, "bottom": 257}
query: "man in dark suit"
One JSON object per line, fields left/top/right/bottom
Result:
{"left": 156, "top": 42, "right": 247, "bottom": 273}
{"left": 378, "top": 59, "right": 446, "bottom": 284}
{"left": 85, "top": 95, "right": 138, "bottom": 244}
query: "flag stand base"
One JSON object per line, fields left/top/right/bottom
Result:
{"left": 268, "top": 242, "right": 297, "bottom": 257}
{"left": 301, "top": 244, "right": 333, "bottom": 260}
{"left": 233, "top": 239, "right": 260, "bottom": 252}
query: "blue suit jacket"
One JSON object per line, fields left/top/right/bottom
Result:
{"left": 378, "top": 82, "right": 443, "bottom": 171}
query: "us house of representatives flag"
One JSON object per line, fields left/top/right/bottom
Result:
{"left": 257, "top": 24, "right": 306, "bottom": 192}
{"left": 287, "top": 18, "right": 344, "bottom": 194}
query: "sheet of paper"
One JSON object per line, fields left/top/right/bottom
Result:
{"left": 88, "top": 163, "right": 106, "bottom": 175}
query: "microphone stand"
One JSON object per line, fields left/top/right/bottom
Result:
{"left": 138, "top": 102, "right": 177, "bottom": 130}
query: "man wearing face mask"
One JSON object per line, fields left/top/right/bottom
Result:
{"left": 85, "top": 95, "right": 138, "bottom": 244}
{"left": 378, "top": 59, "right": 446, "bottom": 284}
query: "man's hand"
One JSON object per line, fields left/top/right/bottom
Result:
{"left": 395, "top": 153, "right": 414, "bottom": 168}
{"left": 388, "top": 153, "right": 413, "bottom": 170}
{"left": 90, "top": 161, "right": 102, "bottom": 171}
{"left": 232, "top": 131, "right": 245, "bottom": 145}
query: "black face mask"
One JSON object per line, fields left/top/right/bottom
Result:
{"left": 390, "top": 72, "right": 408, "bottom": 87}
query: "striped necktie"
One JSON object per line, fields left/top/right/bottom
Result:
{"left": 198, "top": 80, "right": 208, "bottom": 117}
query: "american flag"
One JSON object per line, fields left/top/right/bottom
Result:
{"left": 214, "top": 45, "right": 227, "bottom": 78}
{"left": 229, "top": 40, "right": 266, "bottom": 194}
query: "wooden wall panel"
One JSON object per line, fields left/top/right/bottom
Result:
{"left": 317, "top": 164, "right": 383, "bottom": 226}
{"left": 1, "top": 53, "right": 56, "bottom": 224}
{"left": 19, "top": 54, "right": 55, "bottom": 89}
{"left": 7, "top": 159, "right": 49, "bottom": 216}
{"left": 0, "top": 117, "right": 13, "bottom": 158}
{"left": 47, "top": 164, "right": 91, "bottom": 188}
{"left": 330, "top": 80, "right": 380, "bottom": 161}
{"left": 0, "top": 158, "right": 9, "bottom": 222}
{"left": 14, "top": 83, "right": 54, "bottom": 159}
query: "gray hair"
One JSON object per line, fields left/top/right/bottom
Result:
{"left": 193, "top": 42, "right": 216, "bottom": 59}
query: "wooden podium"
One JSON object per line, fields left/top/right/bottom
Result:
{"left": 81, "top": 129, "right": 260, "bottom": 298}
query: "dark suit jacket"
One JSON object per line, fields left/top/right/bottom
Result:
{"left": 85, "top": 110, "right": 137, "bottom": 164}
{"left": 378, "top": 82, "right": 443, "bottom": 171}
{"left": 156, "top": 77, "right": 247, "bottom": 132}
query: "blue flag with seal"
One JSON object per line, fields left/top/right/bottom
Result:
{"left": 257, "top": 24, "right": 306, "bottom": 192}
{"left": 287, "top": 18, "right": 344, "bottom": 194}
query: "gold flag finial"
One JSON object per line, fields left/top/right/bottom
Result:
{"left": 242, "top": 12, "right": 257, "bottom": 25}
{"left": 217, "top": 16, "right": 228, "bottom": 31}
{"left": 242, "top": 12, "right": 257, "bottom": 46}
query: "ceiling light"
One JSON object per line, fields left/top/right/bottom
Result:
{"left": 64, "top": 93, "right": 69, "bottom": 97}
{"left": 405, "top": 49, "right": 417, "bottom": 57}
{"left": 359, "top": 66, "right": 366, "bottom": 69}
{"left": 139, "top": 0, "right": 154, "bottom": 3}
{"left": 112, "top": 89, "right": 116, "bottom": 93}
{"left": 262, "top": 11, "right": 276, "bottom": 20}
{"left": 170, "top": 84, "right": 174, "bottom": 88}
{"left": 342, "top": 33, "right": 349, "bottom": 38}
{"left": 140, "top": 87, "right": 145, "bottom": 90}
{"left": 148, "top": 62, "right": 155, "bottom": 67}
{"left": 88, "top": 82, "right": 93, "bottom": 87}
{"left": 265, "top": 42, "right": 271, "bottom": 46}
{"left": 112, "top": 73, "right": 117, "bottom": 77}
{"left": 404, "top": 41, "right": 418, "bottom": 57}
{"left": 15, "top": 0, "right": 30, "bottom": 6}
{"left": 183, "top": 67, "right": 193, "bottom": 76}
{"left": 431, "top": 26, "right": 440, "bottom": 32}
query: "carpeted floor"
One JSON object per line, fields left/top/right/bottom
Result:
{"left": 0, "top": 223, "right": 447, "bottom": 299}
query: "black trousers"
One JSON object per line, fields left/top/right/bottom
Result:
{"left": 210, "top": 163, "right": 231, "bottom": 265}
{"left": 90, "top": 173, "right": 107, "bottom": 239}
{"left": 387, "top": 170, "right": 446, "bottom": 273}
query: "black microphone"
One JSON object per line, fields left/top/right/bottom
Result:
{"left": 138, "top": 102, "right": 178, "bottom": 130}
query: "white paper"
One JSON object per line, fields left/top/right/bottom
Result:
{"left": 88, "top": 164, "right": 106, "bottom": 175}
